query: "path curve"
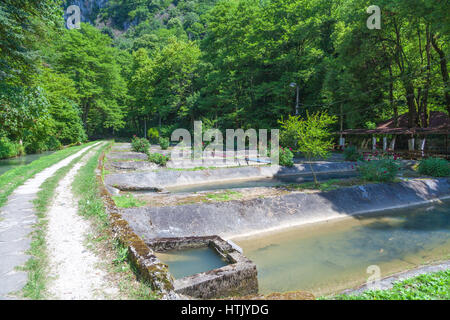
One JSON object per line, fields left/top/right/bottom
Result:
{"left": 0, "top": 143, "right": 99, "bottom": 299}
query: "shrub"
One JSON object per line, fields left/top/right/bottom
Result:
{"left": 357, "top": 158, "right": 399, "bottom": 182}
{"left": 418, "top": 158, "right": 450, "bottom": 177}
{"left": 131, "top": 136, "right": 150, "bottom": 153}
{"left": 45, "top": 136, "right": 62, "bottom": 151}
{"left": 344, "top": 146, "right": 361, "bottom": 161}
{"left": 25, "top": 140, "right": 47, "bottom": 154}
{"left": 147, "top": 128, "right": 160, "bottom": 144}
{"left": 279, "top": 147, "right": 294, "bottom": 167}
{"left": 147, "top": 152, "right": 170, "bottom": 166}
{"left": 0, "top": 137, "right": 24, "bottom": 159}
{"left": 159, "top": 137, "right": 170, "bottom": 150}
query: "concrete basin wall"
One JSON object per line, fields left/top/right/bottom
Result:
{"left": 105, "top": 162, "right": 355, "bottom": 191}
{"left": 121, "top": 178, "right": 450, "bottom": 240}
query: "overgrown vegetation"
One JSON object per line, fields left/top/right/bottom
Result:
{"left": 131, "top": 136, "right": 150, "bottom": 153}
{"left": 418, "top": 158, "right": 450, "bottom": 177}
{"left": 3, "top": 1, "right": 448, "bottom": 151}
{"left": 279, "top": 113, "right": 337, "bottom": 183}
{"left": 279, "top": 147, "right": 294, "bottom": 167}
{"left": 333, "top": 270, "right": 450, "bottom": 300}
{"left": 357, "top": 158, "right": 400, "bottom": 182}
{"left": 112, "top": 193, "right": 147, "bottom": 208}
{"left": 147, "top": 152, "right": 170, "bottom": 166}
{"left": 159, "top": 137, "right": 170, "bottom": 150}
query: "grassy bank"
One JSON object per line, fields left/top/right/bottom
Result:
{"left": 73, "top": 142, "right": 158, "bottom": 300}
{"left": 0, "top": 142, "right": 96, "bottom": 208}
{"left": 21, "top": 145, "right": 95, "bottom": 299}
{"left": 332, "top": 269, "right": 450, "bottom": 300}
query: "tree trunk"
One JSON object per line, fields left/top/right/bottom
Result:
{"left": 431, "top": 34, "right": 450, "bottom": 116}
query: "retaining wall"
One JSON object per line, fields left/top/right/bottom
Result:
{"left": 121, "top": 178, "right": 450, "bottom": 240}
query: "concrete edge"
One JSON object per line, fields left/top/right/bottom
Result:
{"left": 340, "top": 260, "right": 450, "bottom": 296}
{"left": 96, "top": 146, "right": 178, "bottom": 299}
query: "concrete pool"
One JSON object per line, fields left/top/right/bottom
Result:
{"left": 233, "top": 200, "right": 450, "bottom": 296}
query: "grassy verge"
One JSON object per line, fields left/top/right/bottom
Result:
{"left": 21, "top": 145, "right": 95, "bottom": 299}
{"left": 0, "top": 142, "right": 95, "bottom": 208}
{"left": 332, "top": 269, "right": 450, "bottom": 300}
{"left": 112, "top": 193, "right": 146, "bottom": 208}
{"left": 73, "top": 142, "right": 158, "bottom": 300}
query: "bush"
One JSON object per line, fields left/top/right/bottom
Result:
{"left": 279, "top": 147, "right": 294, "bottom": 167}
{"left": 147, "top": 152, "right": 170, "bottom": 166}
{"left": 418, "top": 158, "right": 450, "bottom": 177}
{"left": 147, "top": 128, "right": 160, "bottom": 144}
{"left": 357, "top": 158, "right": 399, "bottom": 182}
{"left": 25, "top": 140, "right": 47, "bottom": 154}
{"left": 0, "top": 137, "right": 24, "bottom": 159}
{"left": 159, "top": 137, "right": 170, "bottom": 150}
{"left": 344, "top": 146, "right": 361, "bottom": 161}
{"left": 45, "top": 136, "right": 62, "bottom": 151}
{"left": 131, "top": 136, "right": 150, "bottom": 153}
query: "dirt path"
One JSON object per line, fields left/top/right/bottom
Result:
{"left": 46, "top": 143, "right": 120, "bottom": 300}
{"left": 0, "top": 143, "right": 99, "bottom": 299}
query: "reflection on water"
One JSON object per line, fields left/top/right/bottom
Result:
{"left": 167, "top": 171, "right": 356, "bottom": 194}
{"left": 0, "top": 151, "right": 54, "bottom": 175}
{"left": 234, "top": 200, "right": 450, "bottom": 296}
{"left": 156, "top": 247, "right": 228, "bottom": 279}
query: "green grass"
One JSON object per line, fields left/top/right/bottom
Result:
{"left": 72, "top": 142, "right": 158, "bottom": 300}
{"left": 21, "top": 146, "right": 94, "bottom": 299}
{"left": 332, "top": 270, "right": 450, "bottom": 300}
{"left": 282, "top": 178, "right": 363, "bottom": 192}
{"left": 205, "top": 190, "right": 243, "bottom": 201}
{"left": 0, "top": 142, "right": 95, "bottom": 208}
{"left": 112, "top": 193, "right": 146, "bottom": 208}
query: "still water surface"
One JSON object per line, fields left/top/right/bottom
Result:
{"left": 234, "top": 200, "right": 450, "bottom": 296}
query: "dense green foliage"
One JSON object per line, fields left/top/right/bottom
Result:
{"left": 418, "top": 158, "right": 450, "bottom": 177}
{"left": 279, "top": 147, "right": 294, "bottom": 167}
{"left": 357, "top": 158, "right": 399, "bottom": 182}
{"left": 131, "top": 136, "right": 150, "bottom": 153}
{"left": 2, "top": 0, "right": 449, "bottom": 157}
{"left": 147, "top": 152, "right": 170, "bottom": 166}
{"left": 159, "top": 137, "right": 170, "bottom": 150}
{"left": 0, "top": 137, "right": 24, "bottom": 159}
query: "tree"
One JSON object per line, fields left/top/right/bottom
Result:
{"left": 51, "top": 23, "right": 127, "bottom": 136}
{"left": 280, "top": 112, "right": 337, "bottom": 184}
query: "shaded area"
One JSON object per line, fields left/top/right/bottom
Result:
{"left": 167, "top": 171, "right": 357, "bottom": 194}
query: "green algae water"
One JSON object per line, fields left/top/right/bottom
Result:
{"left": 234, "top": 200, "right": 450, "bottom": 296}
{"left": 0, "top": 151, "right": 54, "bottom": 176}
{"left": 166, "top": 171, "right": 356, "bottom": 194}
{"left": 156, "top": 247, "right": 228, "bottom": 279}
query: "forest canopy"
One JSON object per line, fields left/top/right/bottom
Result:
{"left": 1, "top": 0, "right": 449, "bottom": 158}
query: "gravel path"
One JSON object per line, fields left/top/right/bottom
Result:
{"left": 0, "top": 143, "right": 98, "bottom": 299}
{"left": 46, "top": 143, "right": 119, "bottom": 300}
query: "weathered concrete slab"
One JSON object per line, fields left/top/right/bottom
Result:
{"left": 121, "top": 178, "right": 450, "bottom": 240}
{"left": 106, "top": 162, "right": 356, "bottom": 191}
{"left": 106, "top": 151, "right": 148, "bottom": 161}
{"left": 147, "top": 236, "right": 258, "bottom": 299}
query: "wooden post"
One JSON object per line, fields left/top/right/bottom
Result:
{"left": 408, "top": 137, "right": 415, "bottom": 151}
{"left": 383, "top": 136, "right": 387, "bottom": 151}
{"left": 372, "top": 136, "right": 377, "bottom": 151}
{"left": 390, "top": 136, "right": 396, "bottom": 151}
